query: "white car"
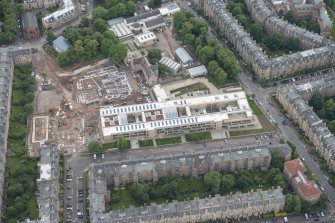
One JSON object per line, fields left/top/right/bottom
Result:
{"left": 321, "top": 212, "right": 324, "bottom": 217}
{"left": 93, "top": 153, "right": 96, "bottom": 159}
{"left": 102, "top": 154, "right": 104, "bottom": 159}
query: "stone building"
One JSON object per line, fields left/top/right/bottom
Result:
{"left": 284, "top": 159, "right": 321, "bottom": 204}
{"left": 102, "top": 188, "right": 285, "bottom": 223}
{"left": 269, "top": 0, "right": 332, "bottom": 36}
{"left": 277, "top": 73, "right": 335, "bottom": 172}
{"left": 87, "top": 145, "right": 279, "bottom": 222}
{"left": 42, "top": 0, "right": 78, "bottom": 29}
{"left": 23, "top": 0, "right": 59, "bottom": 10}
{"left": 36, "top": 145, "right": 60, "bottom": 223}
{"left": 130, "top": 56, "right": 158, "bottom": 87}
{"left": 203, "top": 0, "right": 335, "bottom": 80}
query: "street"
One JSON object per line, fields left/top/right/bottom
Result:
{"left": 238, "top": 72, "right": 335, "bottom": 213}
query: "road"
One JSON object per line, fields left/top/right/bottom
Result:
{"left": 238, "top": 72, "right": 335, "bottom": 213}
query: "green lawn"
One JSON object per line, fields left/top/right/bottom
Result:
{"left": 111, "top": 189, "right": 137, "bottom": 210}
{"left": 247, "top": 98, "right": 262, "bottom": 115}
{"left": 139, "top": 139, "right": 154, "bottom": 148}
{"left": 185, "top": 132, "right": 212, "bottom": 142}
{"left": 171, "top": 82, "right": 209, "bottom": 97}
{"left": 110, "top": 177, "right": 208, "bottom": 210}
{"left": 102, "top": 140, "right": 131, "bottom": 150}
{"left": 156, "top": 137, "right": 182, "bottom": 145}
{"left": 102, "top": 142, "right": 118, "bottom": 150}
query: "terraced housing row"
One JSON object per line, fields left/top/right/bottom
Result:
{"left": 202, "top": 0, "right": 335, "bottom": 80}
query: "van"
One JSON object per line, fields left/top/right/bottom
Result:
{"left": 305, "top": 213, "right": 309, "bottom": 220}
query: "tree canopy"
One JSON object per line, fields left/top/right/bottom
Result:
{"left": 173, "top": 11, "right": 240, "bottom": 87}
{"left": 226, "top": 0, "right": 300, "bottom": 57}
{"left": 310, "top": 92, "right": 335, "bottom": 134}
{"left": 130, "top": 183, "right": 150, "bottom": 203}
{"left": 92, "top": 0, "right": 135, "bottom": 20}
{"left": 147, "top": 48, "right": 162, "bottom": 65}
{"left": 284, "top": 194, "right": 302, "bottom": 213}
{"left": 57, "top": 24, "right": 127, "bottom": 67}
{"left": 0, "top": 0, "right": 17, "bottom": 45}
{"left": 204, "top": 171, "right": 221, "bottom": 194}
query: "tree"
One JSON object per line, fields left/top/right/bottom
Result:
{"left": 116, "top": 135, "right": 129, "bottom": 150}
{"left": 126, "top": 1, "right": 136, "bottom": 15}
{"left": 147, "top": 48, "right": 161, "bottom": 65}
{"left": 57, "top": 52, "right": 71, "bottom": 67}
{"left": 204, "top": 171, "right": 221, "bottom": 194}
{"left": 198, "top": 46, "right": 214, "bottom": 65}
{"left": 46, "top": 31, "right": 56, "bottom": 45}
{"left": 271, "top": 151, "right": 284, "bottom": 170}
{"left": 87, "top": 141, "right": 103, "bottom": 153}
{"left": 93, "top": 6, "right": 108, "bottom": 20}
{"left": 103, "top": 30, "right": 118, "bottom": 43}
{"left": 162, "top": 180, "right": 178, "bottom": 200}
{"left": 208, "top": 61, "right": 220, "bottom": 76}
{"left": 101, "top": 38, "right": 114, "bottom": 56}
{"left": 79, "top": 16, "right": 90, "bottom": 27}
{"left": 221, "top": 174, "right": 235, "bottom": 191}
{"left": 108, "top": 43, "right": 128, "bottom": 64}
{"left": 324, "top": 98, "right": 335, "bottom": 120}
{"left": 93, "top": 18, "right": 108, "bottom": 33}
{"left": 236, "top": 172, "right": 250, "bottom": 190}
{"left": 284, "top": 194, "right": 301, "bottom": 213}
{"left": 158, "top": 64, "right": 169, "bottom": 77}
{"left": 213, "top": 67, "right": 227, "bottom": 85}
{"left": 116, "top": 3, "right": 127, "bottom": 16}
{"left": 309, "top": 92, "right": 324, "bottom": 111}
{"left": 74, "top": 40, "right": 85, "bottom": 59}
{"left": 130, "top": 183, "right": 150, "bottom": 203}
{"left": 85, "top": 39, "right": 99, "bottom": 58}
{"left": 24, "top": 103, "right": 34, "bottom": 114}
{"left": 183, "top": 33, "right": 195, "bottom": 45}
{"left": 327, "top": 120, "right": 335, "bottom": 133}
{"left": 112, "top": 193, "right": 120, "bottom": 203}
{"left": 249, "top": 23, "right": 263, "bottom": 42}
{"left": 16, "top": 3, "right": 24, "bottom": 12}
{"left": 64, "top": 26, "right": 80, "bottom": 43}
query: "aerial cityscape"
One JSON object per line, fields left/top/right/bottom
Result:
{"left": 1, "top": 0, "right": 335, "bottom": 222}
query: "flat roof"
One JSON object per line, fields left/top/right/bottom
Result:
{"left": 52, "top": 36, "right": 71, "bottom": 52}
{"left": 186, "top": 65, "right": 208, "bottom": 77}
{"left": 134, "top": 32, "right": 157, "bottom": 44}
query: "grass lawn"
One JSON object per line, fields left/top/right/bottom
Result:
{"left": 102, "top": 140, "right": 131, "bottom": 150}
{"left": 171, "top": 82, "right": 209, "bottom": 97}
{"left": 27, "top": 198, "right": 38, "bottom": 219}
{"left": 247, "top": 98, "right": 262, "bottom": 115}
{"left": 185, "top": 131, "right": 212, "bottom": 142}
{"left": 111, "top": 189, "right": 137, "bottom": 210}
{"left": 156, "top": 137, "right": 182, "bottom": 145}
{"left": 138, "top": 139, "right": 154, "bottom": 148}
{"left": 110, "top": 177, "right": 208, "bottom": 210}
